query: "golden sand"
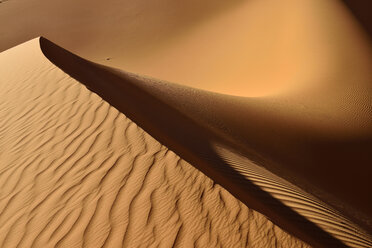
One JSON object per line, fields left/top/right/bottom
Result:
{"left": 1, "top": 0, "right": 372, "bottom": 247}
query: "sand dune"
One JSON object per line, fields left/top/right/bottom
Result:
{"left": 1, "top": 36, "right": 371, "bottom": 247}
{"left": 38, "top": 37, "right": 372, "bottom": 247}
{"left": 0, "top": 38, "right": 313, "bottom": 247}
{"left": 1, "top": 0, "right": 372, "bottom": 247}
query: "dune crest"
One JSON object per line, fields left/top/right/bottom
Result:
{"left": 1, "top": 0, "right": 372, "bottom": 246}
{"left": 37, "top": 37, "right": 372, "bottom": 247}
{"left": 0, "top": 38, "right": 314, "bottom": 247}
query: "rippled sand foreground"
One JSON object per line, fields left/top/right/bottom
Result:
{"left": 0, "top": 38, "right": 312, "bottom": 248}
{"left": 1, "top": 0, "right": 372, "bottom": 247}
{"left": 0, "top": 37, "right": 371, "bottom": 247}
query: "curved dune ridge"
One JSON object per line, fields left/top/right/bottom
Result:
{"left": 36, "top": 37, "right": 372, "bottom": 248}
{"left": 0, "top": 38, "right": 371, "bottom": 248}
{"left": 1, "top": 0, "right": 372, "bottom": 247}
{"left": 0, "top": 38, "right": 313, "bottom": 247}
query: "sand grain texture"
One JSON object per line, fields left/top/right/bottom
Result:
{"left": 39, "top": 37, "right": 372, "bottom": 247}
{"left": 1, "top": 0, "right": 372, "bottom": 246}
{"left": 0, "top": 38, "right": 311, "bottom": 248}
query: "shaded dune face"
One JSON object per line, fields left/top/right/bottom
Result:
{"left": 342, "top": 0, "right": 372, "bottom": 37}
{"left": 0, "top": 0, "right": 371, "bottom": 246}
{"left": 38, "top": 37, "right": 372, "bottom": 247}
{"left": 0, "top": 39, "right": 310, "bottom": 247}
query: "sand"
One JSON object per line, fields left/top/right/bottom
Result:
{"left": 37, "top": 37, "right": 372, "bottom": 247}
{"left": 1, "top": 0, "right": 371, "bottom": 96}
{"left": 1, "top": 0, "right": 372, "bottom": 247}
{"left": 0, "top": 38, "right": 312, "bottom": 247}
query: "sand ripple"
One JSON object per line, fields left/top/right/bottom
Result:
{"left": 0, "top": 38, "right": 309, "bottom": 247}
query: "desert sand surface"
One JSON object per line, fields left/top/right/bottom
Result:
{"left": 37, "top": 37, "right": 372, "bottom": 248}
{"left": 1, "top": 0, "right": 372, "bottom": 247}
{"left": 0, "top": 36, "right": 370, "bottom": 248}
{"left": 0, "top": 38, "right": 312, "bottom": 248}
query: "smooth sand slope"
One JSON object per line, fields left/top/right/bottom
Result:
{"left": 1, "top": 0, "right": 372, "bottom": 96}
{"left": 0, "top": 38, "right": 312, "bottom": 247}
{"left": 38, "top": 37, "right": 372, "bottom": 248}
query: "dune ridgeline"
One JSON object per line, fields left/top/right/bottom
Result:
{"left": 0, "top": 0, "right": 372, "bottom": 247}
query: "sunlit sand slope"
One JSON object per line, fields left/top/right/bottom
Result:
{"left": 39, "top": 37, "right": 372, "bottom": 247}
{"left": 0, "top": 39, "right": 311, "bottom": 247}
